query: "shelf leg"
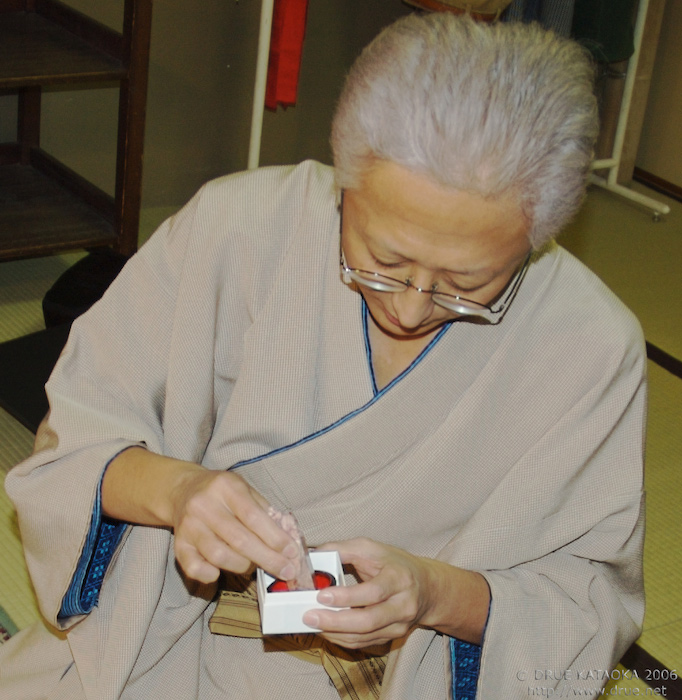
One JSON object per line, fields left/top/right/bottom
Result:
{"left": 17, "top": 87, "right": 41, "bottom": 165}
{"left": 114, "top": 0, "right": 154, "bottom": 257}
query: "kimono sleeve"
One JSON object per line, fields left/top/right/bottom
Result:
{"left": 471, "top": 320, "right": 647, "bottom": 698}
{"left": 4, "top": 189, "right": 209, "bottom": 629}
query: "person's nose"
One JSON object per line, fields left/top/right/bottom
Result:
{"left": 391, "top": 285, "right": 435, "bottom": 329}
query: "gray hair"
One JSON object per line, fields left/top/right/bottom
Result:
{"left": 331, "top": 13, "right": 599, "bottom": 248}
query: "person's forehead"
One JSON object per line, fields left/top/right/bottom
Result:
{"left": 344, "top": 161, "right": 531, "bottom": 272}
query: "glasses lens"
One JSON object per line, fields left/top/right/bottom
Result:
{"left": 348, "top": 270, "right": 406, "bottom": 293}
{"left": 431, "top": 293, "right": 489, "bottom": 315}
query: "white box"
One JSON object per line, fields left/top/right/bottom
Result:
{"left": 256, "top": 550, "right": 346, "bottom": 635}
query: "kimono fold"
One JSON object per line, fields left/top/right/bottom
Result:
{"left": 1, "top": 161, "right": 646, "bottom": 699}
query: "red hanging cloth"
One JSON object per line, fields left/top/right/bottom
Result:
{"left": 265, "top": 0, "right": 310, "bottom": 110}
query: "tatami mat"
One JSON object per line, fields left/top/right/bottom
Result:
{"left": 641, "top": 362, "right": 682, "bottom": 632}
{"left": 637, "top": 361, "right": 682, "bottom": 677}
{"left": 0, "top": 403, "right": 40, "bottom": 630}
{"left": 0, "top": 253, "right": 83, "bottom": 344}
{"left": 563, "top": 182, "right": 682, "bottom": 360}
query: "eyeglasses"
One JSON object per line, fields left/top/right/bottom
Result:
{"left": 340, "top": 246, "right": 531, "bottom": 324}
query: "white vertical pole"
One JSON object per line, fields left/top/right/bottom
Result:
{"left": 607, "top": 0, "right": 649, "bottom": 187}
{"left": 589, "top": 0, "right": 669, "bottom": 217}
{"left": 248, "top": 0, "right": 276, "bottom": 170}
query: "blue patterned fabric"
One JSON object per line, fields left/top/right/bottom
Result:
{"left": 451, "top": 638, "right": 482, "bottom": 699}
{"left": 57, "top": 303, "right": 489, "bottom": 698}
{"left": 58, "top": 462, "right": 128, "bottom": 618}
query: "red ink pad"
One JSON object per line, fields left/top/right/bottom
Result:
{"left": 267, "top": 570, "right": 336, "bottom": 593}
{"left": 313, "top": 571, "right": 335, "bottom": 589}
{"left": 267, "top": 579, "right": 290, "bottom": 593}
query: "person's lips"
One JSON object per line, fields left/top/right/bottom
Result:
{"left": 384, "top": 307, "right": 401, "bottom": 327}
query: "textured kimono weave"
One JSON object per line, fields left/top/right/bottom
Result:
{"left": 1, "top": 162, "right": 645, "bottom": 699}
{"left": 209, "top": 573, "right": 386, "bottom": 699}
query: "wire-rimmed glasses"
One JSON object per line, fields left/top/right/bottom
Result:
{"left": 340, "top": 247, "right": 531, "bottom": 324}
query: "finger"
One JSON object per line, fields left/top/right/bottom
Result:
{"left": 304, "top": 598, "right": 399, "bottom": 635}
{"left": 316, "top": 578, "right": 391, "bottom": 609}
{"left": 187, "top": 475, "right": 297, "bottom": 577}
{"left": 307, "top": 569, "right": 423, "bottom": 636}
{"left": 306, "top": 607, "right": 411, "bottom": 648}
{"left": 315, "top": 538, "right": 389, "bottom": 581}
{"left": 195, "top": 526, "right": 253, "bottom": 573}
{"left": 319, "top": 627, "right": 405, "bottom": 650}
{"left": 179, "top": 556, "right": 221, "bottom": 584}
{"left": 176, "top": 520, "right": 253, "bottom": 577}
{"left": 174, "top": 539, "right": 221, "bottom": 584}
{"left": 316, "top": 537, "right": 380, "bottom": 560}
{"left": 201, "top": 508, "right": 295, "bottom": 579}
{"left": 218, "top": 476, "right": 296, "bottom": 554}
{"left": 304, "top": 607, "right": 374, "bottom": 634}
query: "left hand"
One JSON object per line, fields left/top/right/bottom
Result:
{"left": 301, "top": 537, "right": 436, "bottom": 649}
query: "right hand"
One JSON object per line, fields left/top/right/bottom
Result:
{"left": 169, "top": 467, "right": 299, "bottom": 584}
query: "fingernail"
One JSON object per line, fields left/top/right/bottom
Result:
{"left": 279, "top": 563, "right": 295, "bottom": 580}
{"left": 317, "top": 591, "right": 333, "bottom": 605}
{"left": 283, "top": 543, "right": 299, "bottom": 559}
{"left": 303, "top": 612, "right": 319, "bottom": 627}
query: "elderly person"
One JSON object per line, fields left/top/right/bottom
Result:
{"left": 1, "top": 12, "right": 645, "bottom": 700}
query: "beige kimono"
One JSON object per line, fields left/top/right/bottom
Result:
{"left": 1, "top": 161, "right": 646, "bottom": 699}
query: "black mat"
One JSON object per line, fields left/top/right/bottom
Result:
{"left": 0, "top": 323, "right": 71, "bottom": 433}
{"left": 0, "top": 249, "right": 127, "bottom": 434}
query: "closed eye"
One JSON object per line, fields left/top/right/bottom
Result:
{"left": 367, "top": 247, "right": 493, "bottom": 294}
{"left": 371, "top": 254, "right": 409, "bottom": 270}
{"left": 443, "top": 280, "right": 487, "bottom": 295}
{"left": 431, "top": 271, "right": 489, "bottom": 295}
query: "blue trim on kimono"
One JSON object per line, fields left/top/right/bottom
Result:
{"left": 59, "top": 302, "right": 484, "bottom": 698}
{"left": 451, "top": 638, "right": 482, "bottom": 699}
{"left": 58, "top": 454, "right": 128, "bottom": 617}
{"left": 362, "top": 303, "right": 379, "bottom": 395}
{"left": 58, "top": 304, "right": 451, "bottom": 617}
{"left": 232, "top": 302, "right": 451, "bottom": 471}
{"left": 359, "top": 304, "right": 484, "bottom": 699}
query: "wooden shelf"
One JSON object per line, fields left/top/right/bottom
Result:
{"left": 0, "top": 11, "right": 125, "bottom": 88}
{"left": 0, "top": 0, "right": 152, "bottom": 261}
{"left": 0, "top": 151, "right": 116, "bottom": 261}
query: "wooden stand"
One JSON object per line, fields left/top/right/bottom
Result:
{"left": 0, "top": 0, "right": 153, "bottom": 261}
{"left": 589, "top": 0, "right": 669, "bottom": 218}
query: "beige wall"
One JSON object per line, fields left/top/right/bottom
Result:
{"left": 3, "top": 1, "right": 682, "bottom": 209}
{"left": 636, "top": 0, "right": 682, "bottom": 188}
{"left": 0, "top": 0, "right": 409, "bottom": 209}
